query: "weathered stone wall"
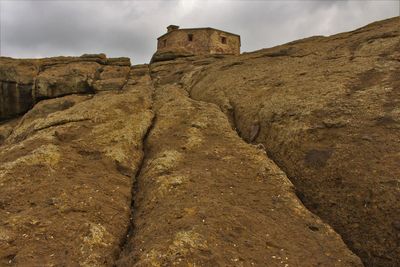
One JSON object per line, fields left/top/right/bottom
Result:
{"left": 157, "top": 28, "right": 240, "bottom": 56}
{"left": 209, "top": 30, "right": 240, "bottom": 55}
{"left": 157, "top": 29, "right": 210, "bottom": 54}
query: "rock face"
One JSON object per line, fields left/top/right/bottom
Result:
{"left": 115, "top": 69, "right": 362, "bottom": 266}
{"left": 185, "top": 17, "right": 400, "bottom": 266}
{"left": 0, "top": 58, "right": 38, "bottom": 122}
{"left": 0, "top": 64, "right": 152, "bottom": 266}
{"left": 150, "top": 47, "right": 194, "bottom": 63}
{"left": 0, "top": 17, "right": 399, "bottom": 266}
{"left": 0, "top": 54, "right": 131, "bottom": 120}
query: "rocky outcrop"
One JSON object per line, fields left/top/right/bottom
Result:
{"left": 0, "top": 119, "right": 19, "bottom": 146}
{"left": 150, "top": 47, "right": 194, "bottom": 63}
{"left": 0, "top": 66, "right": 152, "bottom": 266}
{"left": 116, "top": 75, "right": 362, "bottom": 266}
{"left": 0, "top": 54, "right": 131, "bottom": 121}
{"left": 0, "top": 58, "right": 38, "bottom": 122}
{"left": 183, "top": 17, "right": 400, "bottom": 267}
{"left": 0, "top": 54, "right": 363, "bottom": 267}
{"left": 93, "top": 65, "right": 130, "bottom": 92}
{"left": 35, "top": 62, "right": 100, "bottom": 99}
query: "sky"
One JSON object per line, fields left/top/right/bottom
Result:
{"left": 0, "top": 0, "right": 399, "bottom": 64}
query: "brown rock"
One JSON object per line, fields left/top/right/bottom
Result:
{"left": 0, "top": 67, "right": 153, "bottom": 266}
{"left": 106, "top": 57, "right": 131, "bottom": 66}
{"left": 0, "top": 119, "right": 19, "bottom": 145}
{"left": 187, "top": 16, "right": 400, "bottom": 266}
{"left": 150, "top": 47, "right": 194, "bottom": 63}
{"left": 0, "top": 54, "right": 133, "bottom": 120}
{"left": 117, "top": 80, "right": 361, "bottom": 267}
{"left": 93, "top": 65, "right": 130, "bottom": 91}
{"left": 34, "top": 62, "right": 100, "bottom": 99}
{"left": 0, "top": 57, "right": 38, "bottom": 120}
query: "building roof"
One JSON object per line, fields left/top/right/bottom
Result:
{"left": 157, "top": 27, "right": 240, "bottom": 40}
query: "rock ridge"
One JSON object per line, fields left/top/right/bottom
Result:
{"left": 0, "top": 54, "right": 131, "bottom": 121}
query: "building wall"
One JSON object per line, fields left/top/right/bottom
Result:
{"left": 157, "top": 29, "right": 240, "bottom": 55}
{"left": 208, "top": 30, "right": 240, "bottom": 55}
{"left": 157, "top": 29, "right": 211, "bottom": 55}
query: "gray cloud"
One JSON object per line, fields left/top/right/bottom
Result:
{"left": 1, "top": 0, "right": 398, "bottom": 63}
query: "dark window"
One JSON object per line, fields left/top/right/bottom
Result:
{"left": 221, "top": 37, "right": 227, "bottom": 44}
{"left": 163, "top": 39, "right": 167, "bottom": 47}
{"left": 188, "top": 34, "right": 193, "bottom": 42}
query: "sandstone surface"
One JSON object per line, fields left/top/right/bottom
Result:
{"left": 116, "top": 71, "right": 361, "bottom": 266}
{"left": 150, "top": 48, "right": 195, "bottom": 63}
{"left": 0, "top": 54, "right": 131, "bottom": 120}
{"left": 0, "top": 66, "right": 152, "bottom": 266}
{"left": 186, "top": 17, "right": 400, "bottom": 266}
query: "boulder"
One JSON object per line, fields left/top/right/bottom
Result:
{"left": 93, "top": 65, "right": 130, "bottom": 91}
{"left": 106, "top": 57, "right": 131, "bottom": 66}
{"left": 150, "top": 47, "right": 194, "bottom": 63}
{"left": 35, "top": 62, "right": 101, "bottom": 100}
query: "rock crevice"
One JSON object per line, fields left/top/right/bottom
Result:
{"left": 0, "top": 62, "right": 154, "bottom": 266}
{"left": 114, "top": 58, "right": 362, "bottom": 266}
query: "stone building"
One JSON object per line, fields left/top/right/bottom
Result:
{"left": 156, "top": 25, "right": 240, "bottom": 56}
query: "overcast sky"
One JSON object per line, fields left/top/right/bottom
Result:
{"left": 0, "top": 0, "right": 399, "bottom": 63}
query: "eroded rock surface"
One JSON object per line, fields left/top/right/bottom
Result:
{"left": 150, "top": 47, "right": 195, "bottom": 63}
{"left": 116, "top": 73, "right": 361, "bottom": 266}
{"left": 0, "top": 58, "right": 38, "bottom": 121}
{"left": 0, "top": 66, "right": 153, "bottom": 266}
{"left": 184, "top": 17, "right": 400, "bottom": 266}
{"left": 0, "top": 54, "right": 131, "bottom": 120}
